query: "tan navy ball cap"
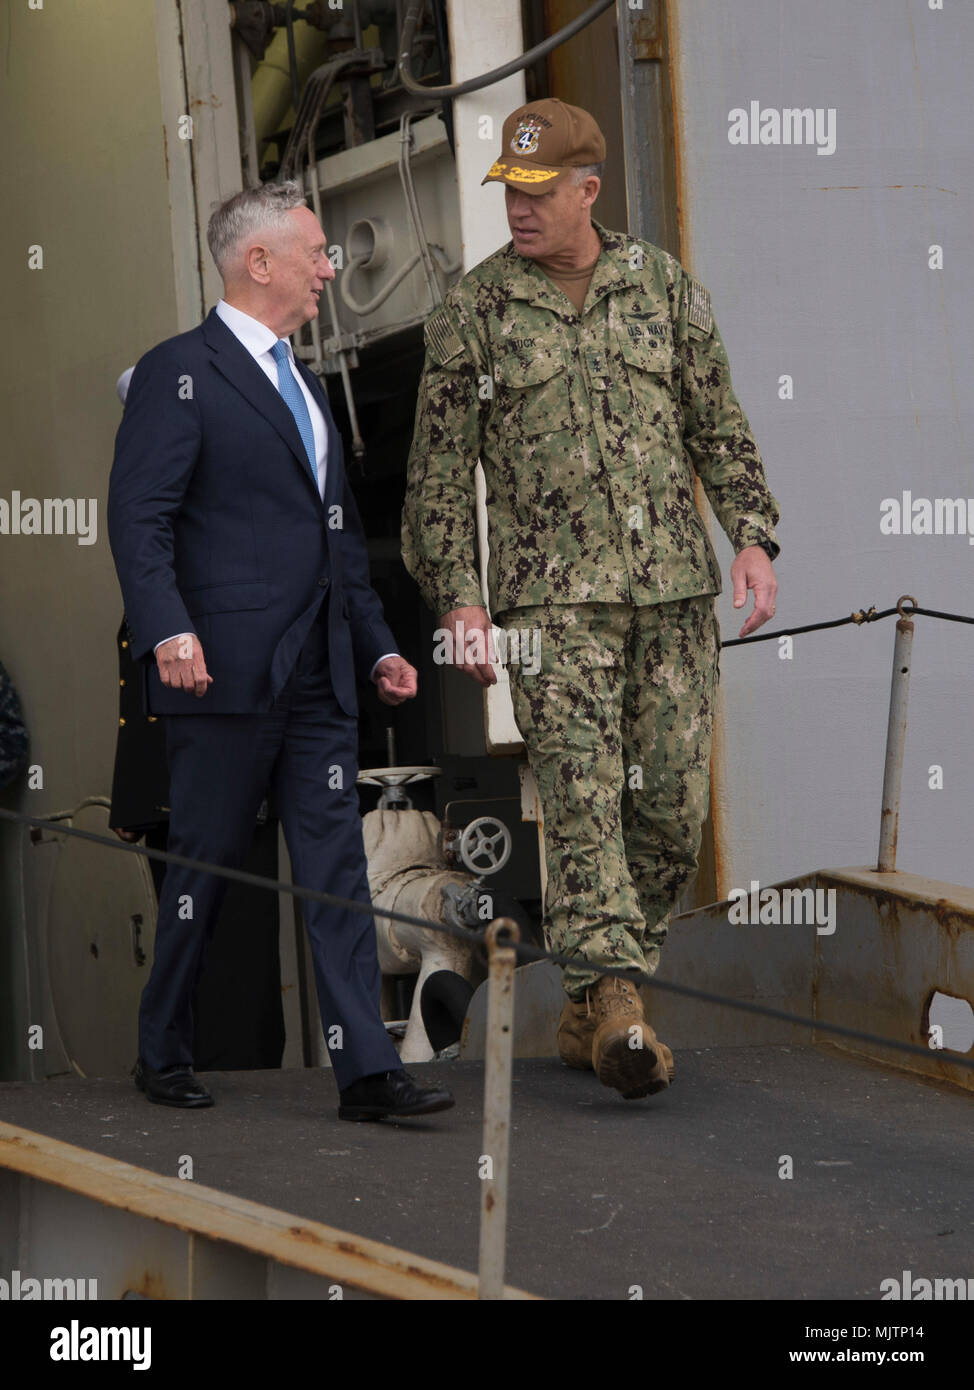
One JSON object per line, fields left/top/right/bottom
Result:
{"left": 481, "top": 98, "right": 606, "bottom": 195}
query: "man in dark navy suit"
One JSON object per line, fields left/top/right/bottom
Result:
{"left": 108, "top": 180, "right": 453, "bottom": 1121}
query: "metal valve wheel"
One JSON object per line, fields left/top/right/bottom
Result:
{"left": 458, "top": 816, "right": 512, "bottom": 876}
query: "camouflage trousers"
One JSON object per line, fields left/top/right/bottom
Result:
{"left": 501, "top": 596, "right": 720, "bottom": 999}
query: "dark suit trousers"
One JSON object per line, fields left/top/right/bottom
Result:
{"left": 138, "top": 609, "right": 402, "bottom": 1089}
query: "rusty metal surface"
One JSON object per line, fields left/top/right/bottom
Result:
{"left": 659, "top": 0, "right": 719, "bottom": 906}
{"left": 462, "top": 958, "right": 565, "bottom": 1059}
{"left": 815, "top": 866, "right": 974, "bottom": 1090}
{"left": 820, "top": 865, "right": 974, "bottom": 929}
{"left": 545, "top": 0, "right": 629, "bottom": 233}
{"left": 615, "top": 0, "right": 679, "bottom": 253}
{"left": 463, "top": 867, "right": 974, "bottom": 1094}
{"left": 478, "top": 919, "right": 519, "bottom": 1298}
{"left": 0, "top": 1122, "right": 538, "bottom": 1300}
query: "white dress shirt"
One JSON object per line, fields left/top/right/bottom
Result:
{"left": 215, "top": 299, "right": 328, "bottom": 499}
{"left": 151, "top": 301, "right": 396, "bottom": 680}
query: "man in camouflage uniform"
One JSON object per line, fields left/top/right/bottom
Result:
{"left": 402, "top": 100, "right": 780, "bottom": 1099}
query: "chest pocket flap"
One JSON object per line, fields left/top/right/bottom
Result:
{"left": 493, "top": 350, "right": 567, "bottom": 389}
{"left": 491, "top": 349, "right": 570, "bottom": 437}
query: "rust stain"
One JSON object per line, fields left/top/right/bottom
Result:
{"left": 664, "top": 0, "right": 687, "bottom": 262}
{"left": 287, "top": 1227, "right": 378, "bottom": 1257}
{"left": 709, "top": 779, "right": 725, "bottom": 905}
{"left": 664, "top": 0, "right": 723, "bottom": 902}
{"left": 161, "top": 123, "right": 169, "bottom": 179}
{"left": 812, "top": 185, "right": 956, "bottom": 195}
{"left": 125, "top": 1270, "right": 168, "bottom": 1300}
{"left": 813, "top": 874, "right": 974, "bottom": 1091}
{"left": 919, "top": 987, "right": 936, "bottom": 1039}
{"left": 287, "top": 1227, "right": 474, "bottom": 1294}
{"left": 403, "top": 1262, "right": 473, "bottom": 1291}
{"left": 485, "top": 1190, "right": 495, "bottom": 1212}
{"left": 915, "top": 983, "right": 972, "bottom": 1086}
{"left": 632, "top": 15, "right": 663, "bottom": 62}
{"left": 930, "top": 898, "right": 972, "bottom": 940}
{"left": 288, "top": 1224, "right": 324, "bottom": 1245}
{"left": 879, "top": 806, "right": 898, "bottom": 865}
{"left": 826, "top": 874, "right": 974, "bottom": 937}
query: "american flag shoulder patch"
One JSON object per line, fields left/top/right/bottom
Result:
{"left": 687, "top": 278, "right": 713, "bottom": 336}
{"left": 425, "top": 308, "right": 466, "bottom": 365}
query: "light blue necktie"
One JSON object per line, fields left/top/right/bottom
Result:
{"left": 270, "top": 340, "right": 318, "bottom": 491}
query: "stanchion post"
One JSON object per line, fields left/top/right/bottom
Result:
{"left": 478, "top": 917, "right": 519, "bottom": 1300}
{"left": 877, "top": 595, "right": 917, "bottom": 872}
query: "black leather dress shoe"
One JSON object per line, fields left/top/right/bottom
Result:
{"left": 338, "top": 1069, "right": 455, "bottom": 1122}
{"left": 134, "top": 1059, "right": 214, "bottom": 1108}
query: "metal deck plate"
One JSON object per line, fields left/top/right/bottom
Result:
{"left": 1, "top": 1048, "right": 970, "bottom": 1300}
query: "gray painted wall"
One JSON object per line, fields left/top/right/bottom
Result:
{"left": 671, "top": 0, "right": 973, "bottom": 893}
{"left": 0, "top": 1, "right": 181, "bottom": 1076}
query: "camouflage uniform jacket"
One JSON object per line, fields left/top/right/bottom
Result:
{"left": 402, "top": 220, "right": 780, "bottom": 619}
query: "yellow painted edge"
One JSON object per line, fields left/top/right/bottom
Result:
{"left": 0, "top": 1122, "right": 539, "bottom": 1300}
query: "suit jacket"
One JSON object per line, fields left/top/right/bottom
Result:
{"left": 108, "top": 308, "right": 398, "bottom": 717}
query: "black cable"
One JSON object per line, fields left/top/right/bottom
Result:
{"left": 913, "top": 605, "right": 974, "bottom": 626}
{"left": 397, "top": 0, "right": 614, "bottom": 99}
{"left": 2, "top": 805, "right": 972, "bottom": 1073}
{"left": 720, "top": 602, "right": 974, "bottom": 648}
{"left": 721, "top": 607, "right": 897, "bottom": 648}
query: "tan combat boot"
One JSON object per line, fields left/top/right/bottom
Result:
{"left": 557, "top": 992, "right": 596, "bottom": 1070}
{"left": 591, "top": 975, "right": 675, "bottom": 1099}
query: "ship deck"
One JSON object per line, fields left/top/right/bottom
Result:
{"left": 1, "top": 1044, "right": 970, "bottom": 1300}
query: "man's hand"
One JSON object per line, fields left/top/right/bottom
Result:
{"left": 155, "top": 634, "right": 213, "bottom": 697}
{"left": 112, "top": 828, "right": 142, "bottom": 843}
{"left": 439, "top": 606, "right": 497, "bottom": 687}
{"left": 373, "top": 655, "right": 418, "bottom": 706}
{"left": 731, "top": 545, "right": 778, "bottom": 638}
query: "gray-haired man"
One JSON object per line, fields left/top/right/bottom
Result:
{"left": 108, "top": 181, "right": 452, "bottom": 1121}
